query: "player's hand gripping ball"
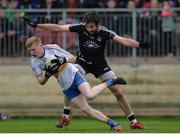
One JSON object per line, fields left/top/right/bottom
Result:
{"left": 45, "top": 55, "right": 60, "bottom": 73}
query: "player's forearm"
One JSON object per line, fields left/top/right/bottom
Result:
{"left": 36, "top": 75, "right": 48, "bottom": 85}
{"left": 37, "top": 24, "right": 70, "bottom": 32}
{"left": 66, "top": 54, "right": 76, "bottom": 63}
{"left": 37, "top": 24, "right": 62, "bottom": 32}
{"left": 114, "top": 35, "right": 139, "bottom": 48}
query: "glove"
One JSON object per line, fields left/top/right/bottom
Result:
{"left": 23, "top": 17, "right": 38, "bottom": 28}
{"left": 44, "top": 66, "right": 54, "bottom": 78}
{"left": 106, "top": 77, "right": 127, "bottom": 87}
{"left": 53, "top": 55, "right": 67, "bottom": 66}
{"left": 139, "top": 41, "right": 152, "bottom": 49}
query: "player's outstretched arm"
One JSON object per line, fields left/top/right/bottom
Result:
{"left": 37, "top": 24, "right": 70, "bottom": 32}
{"left": 23, "top": 17, "right": 70, "bottom": 32}
{"left": 113, "top": 35, "right": 152, "bottom": 49}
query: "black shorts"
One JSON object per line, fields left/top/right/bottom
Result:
{"left": 75, "top": 58, "right": 112, "bottom": 78}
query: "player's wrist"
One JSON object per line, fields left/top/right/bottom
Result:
{"left": 45, "top": 71, "right": 52, "bottom": 78}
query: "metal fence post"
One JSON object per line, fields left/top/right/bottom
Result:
{"left": 132, "top": 9, "right": 137, "bottom": 66}
{"left": 62, "top": 10, "right": 67, "bottom": 49}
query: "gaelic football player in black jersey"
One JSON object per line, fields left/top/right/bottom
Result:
{"left": 23, "top": 11, "right": 151, "bottom": 129}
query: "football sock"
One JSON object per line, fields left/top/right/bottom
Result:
{"left": 63, "top": 106, "right": 71, "bottom": 117}
{"left": 106, "top": 118, "right": 119, "bottom": 127}
{"left": 106, "top": 79, "right": 114, "bottom": 87}
{"left": 127, "top": 113, "right": 137, "bottom": 125}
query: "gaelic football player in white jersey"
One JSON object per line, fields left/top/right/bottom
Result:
{"left": 25, "top": 36, "right": 127, "bottom": 132}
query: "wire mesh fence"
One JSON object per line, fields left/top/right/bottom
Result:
{"left": 0, "top": 8, "right": 180, "bottom": 58}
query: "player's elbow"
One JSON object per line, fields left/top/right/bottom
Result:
{"left": 39, "top": 82, "right": 45, "bottom": 85}
{"left": 38, "top": 80, "right": 46, "bottom": 85}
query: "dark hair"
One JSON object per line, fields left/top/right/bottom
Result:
{"left": 83, "top": 11, "right": 101, "bottom": 26}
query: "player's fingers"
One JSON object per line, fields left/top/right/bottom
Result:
{"left": 51, "top": 59, "right": 59, "bottom": 63}
{"left": 22, "top": 17, "right": 30, "bottom": 22}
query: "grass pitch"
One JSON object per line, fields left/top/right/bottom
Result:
{"left": 0, "top": 116, "right": 180, "bottom": 133}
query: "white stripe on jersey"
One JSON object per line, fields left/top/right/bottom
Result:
{"left": 70, "top": 23, "right": 85, "bottom": 27}
{"left": 100, "top": 26, "right": 117, "bottom": 37}
{"left": 44, "top": 44, "right": 69, "bottom": 55}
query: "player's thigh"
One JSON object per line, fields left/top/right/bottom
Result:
{"left": 78, "top": 82, "right": 92, "bottom": 96}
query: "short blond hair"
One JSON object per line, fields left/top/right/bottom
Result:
{"left": 25, "top": 36, "right": 42, "bottom": 48}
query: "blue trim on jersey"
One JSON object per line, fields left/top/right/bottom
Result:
{"left": 63, "top": 72, "right": 86, "bottom": 100}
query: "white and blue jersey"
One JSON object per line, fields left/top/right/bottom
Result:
{"left": 31, "top": 44, "right": 86, "bottom": 100}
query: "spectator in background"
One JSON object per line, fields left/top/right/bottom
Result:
{"left": 161, "top": 0, "right": 175, "bottom": 56}
{"left": 1, "top": 0, "right": 19, "bottom": 56}
{"left": 137, "top": 0, "right": 161, "bottom": 56}
{"left": 80, "top": 0, "right": 98, "bottom": 8}
{"left": 119, "top": 0, "right": 137, "bottom": 56}
{"left": 35, "top": 0, "right": 58, "bottom": 45}
{"left": 65, "top": 0, "right": 79, "bottom": 18}
{"left": 41, "top": 0, "right": 58, "bottom": 22}
{"left": 41, "top": 0, "right": 58, "bottom": 9}
{"left": 174, "top": 0, "right": 180, "bottom": 7}
{"left": 174, "top": 0, "right": 180, "bottom": 56}
{"left": 66, "top": 0, "right": 79, "bottom": 8}
{"left": 0, "top": 0, "right": 8, "bottom": 10}
{"left": 125, "top": 0, "right": 136, "bottom": 37}
{"left": 174, "top": 0, "right": 180, "bottom": 21}
{"left": 140, "top": 0, "right": 161, "bottom": 17}
{"left": 36, "top": 17, "right": 77, "bottom": 55}
{"left": 148, "top": 0, "right": 161, "bottom": 56}
{"left": 134, "top": 0, "right": 142, "bottom": 8}
{"left": 4, "top": 0, "right": 19, "bottom": 56}
{"left": 97, "top": 0, "right": 107, "bottom": 8}
{"left": 0, "top": 18, "right": 5, "bottom": 56}
{"left": 56, "top": 18, "right": 77, "bottom": 54}
{"left": 106, "top": 0, "right": 118, "bottom": 8}
{"left": 0, "top": 0, "right": 8, "bottom": 56}
{"left": 118, "top": 0, "right": 127, "bottom": 8}
{"left": 127, "top": 0, "right": 136, "bottom": 11}
{"left": 17, "top": 0, "right": 40, "bottom": 9}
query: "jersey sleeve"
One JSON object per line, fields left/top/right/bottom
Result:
{"left": 101, "top": 26, "right": 117, "bottom": 40}
{"left": 31, "top": 59, "right": 43, "bottom": 77}
{"left": 54, "top": 47, "right": 70, "bottom": 58}
{"left": 50, "top": 44, "right": 70, "bottom": 58}
{"left": 69, "top": 23, "right": 84, "bottom": 33}
{"left": 45, "top": 44, "right": 70, "bottom": 58}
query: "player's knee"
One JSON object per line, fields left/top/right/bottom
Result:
{"left": 110, "top": 86, "right": 124, "bottom": 97}
{"left": 80, "top": 106, "right": 90, "bottom": 114}
{"left": 84, "top": 93, "right": 95, "bottom": 100}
